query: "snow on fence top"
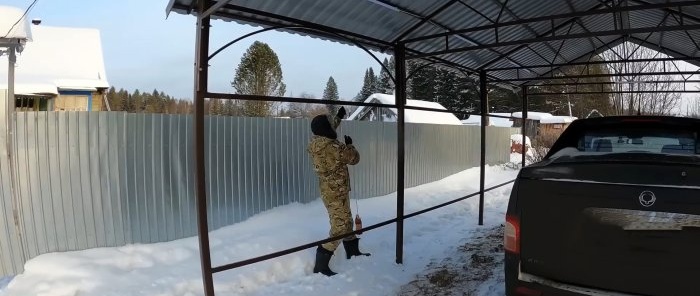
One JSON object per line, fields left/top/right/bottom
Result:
{"left": 0, "top": 25, "right": 108, "bottom": 94}
{"left": 0, "top": 6, "right": 32, "bottom": 41}
{"left": 348, "top": 93, "right": 463, "bottom": 125}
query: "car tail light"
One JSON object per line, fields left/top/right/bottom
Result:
{"left": 515, "top": 286, "right": 542, "bottom": 296}
{"left": 505, "top": 215, "right": 520, "bottom": 254}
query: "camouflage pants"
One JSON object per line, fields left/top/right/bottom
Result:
{"left": 320, "top": 192, "right": 356, "bottom": 251}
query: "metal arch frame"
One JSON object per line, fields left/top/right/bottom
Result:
{"left": 371, "top": 0, "right": 536, "bottom": 72}
{"left": 184, "top": 1, "right": 492, "bottom": 84}
{"left": 401, "top": 1, "right": 700, "bottom": 44}
{"left": 408, "top": 24, "right": 700, "bottom": 59}
{"left": 190, "top": 3, "right": 504, "bottom": 296}
{"left": 208, "top": 25, "right": 397, "bottom": 85}
{"left": 405, "top": 59, "right": 475, "bottom": 81}
{"left": 185, "top": 1, "right": 700, "bottom": 295}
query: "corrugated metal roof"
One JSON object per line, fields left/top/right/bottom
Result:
{"left": 166, "top": 0, "right": 700, "bottom": 84}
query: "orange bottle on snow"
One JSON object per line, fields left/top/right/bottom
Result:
{"left": 354, "top": 214, "right": 363, "bottom": 235}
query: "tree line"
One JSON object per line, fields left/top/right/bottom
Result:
{"left": 105, "top": 87, "right": 193, "bottom": 114}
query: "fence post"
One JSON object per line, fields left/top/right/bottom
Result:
{"left": 394, "top": 42, "right": 406, "bottom": 264}
{"left": 478, "top": 70, "right": 488, "bottom": 226}
{"left": 521, "top": 86, "right": 528, "bottom": 167}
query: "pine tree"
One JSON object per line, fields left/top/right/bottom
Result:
{"left": 356, "top": 69, "right": 372, "bottom": 101}
{"left": 131, "top": 89, "right": 144, "bottom": 112}
{"left": 378, "top": 58, "right": 394, "bottom": 94}
{"left": 210, "top": 99, "right": 224, "bottom": 115}
{"left": 223, "top": 100, "right": 236, "bottom": 116}
{"left": 433, "top": 69, "right": 459, "bottom": 111}
{"left": 232, "top": 41, "right": 286, "bottom": 117}
{"left": 368, "top": 67, "right": 381, "bottom": 94}
{"left": 488, "top": 85, "right": 521, "bottom": 113}
{"left": 143, "top": 89, "right": 159, "bottom": 113}
{"left": 322, "top": 76, "right": 340, "bottom": 114}
{"left": 407, "top": 62, "right": 437, "bottom": 101}
{"left": 118, "top": 89, "right": 130, "bottom": 112}
{"left": 106, "top": 87, "right": 120, "bottom": 111}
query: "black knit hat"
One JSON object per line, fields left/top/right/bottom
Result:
{"left": 311, "top": 114, "right": 337, "bottom": 139}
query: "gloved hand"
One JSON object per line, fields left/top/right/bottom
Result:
{"left": 337, "top": 106, "right": 347, "bottom": 119}
{"left": 344, "top": 135, "right": 353, "bottom": 145}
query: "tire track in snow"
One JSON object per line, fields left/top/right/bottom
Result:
{"left": 397, "top": 224, "right": 505, "bottom": 296}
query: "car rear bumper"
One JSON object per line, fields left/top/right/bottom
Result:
{"left": 516, "top": 272, "right": 643, "bottom": 296}
{"left": 505, "top": 255, "right": 642, "bottom": 296}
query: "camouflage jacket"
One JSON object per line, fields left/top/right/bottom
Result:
{"left": 307, "top": 135, "right": 360, "bottom": 196}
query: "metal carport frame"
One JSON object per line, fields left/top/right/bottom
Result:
{"left": 167, "top": 1, "right": 700, "bottom": 294}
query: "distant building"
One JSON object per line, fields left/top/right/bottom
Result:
{"left": 511, "top": 112, "right": 577, "bottom": 139}
{"left": 348, "top": 93, "right": 463, "bottom": 125}
{"left": 0, "top": 21, "right": 109, "bottom": 111}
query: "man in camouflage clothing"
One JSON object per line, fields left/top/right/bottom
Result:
{"left": 308, "top": 106, "right": 370, "bottom": 276}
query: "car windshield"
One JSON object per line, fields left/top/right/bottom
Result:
{"left": 577, "top": 128, "right": 698, "bottom": 155}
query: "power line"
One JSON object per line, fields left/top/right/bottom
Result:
{"left": 1, "top": 0, "right": 39, "bottom": 39}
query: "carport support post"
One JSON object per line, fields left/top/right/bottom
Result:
{"left": 193, "top": 1, "right": 215, "bottom": 295}
{"left": 394, "top": 42, "right": 407, "bottom": 264}
{"left": 478, "top": 70, "right": 488, "bottom": 226}
{"left": 521, "top": 86, "right": 528, "bottom": 167}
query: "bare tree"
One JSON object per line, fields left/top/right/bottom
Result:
{"left": 687, "top": 91, "right": 700, "bottom": 118}
{"left": 286, "top": 92, "right": 328, "bottom": 118}
{"left": 602, "top": 43, "right": 681, "bottom": 115}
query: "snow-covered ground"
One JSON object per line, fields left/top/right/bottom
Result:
{"left": 0, "top": 165, "right": 518, "bottom": 296}
{"left": 0, "top": 277, "right": 12, "bottom": 294}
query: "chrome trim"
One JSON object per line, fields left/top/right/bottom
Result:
{"left": 540, "top": 178, "right": 700, "bottom": 190}
{"left": 518, "top": 272, "right": 642, "bottom": 296}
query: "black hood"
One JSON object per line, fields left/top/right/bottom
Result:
{"left": 311, "top": 114, "right": 337, "bottom": 139}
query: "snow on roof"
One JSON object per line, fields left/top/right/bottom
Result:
{"left": 0, "top": 6, "right": 32, "bottom": 41}
{"left": 348, "top": 93, "right": 463, "bottom": 125}
{"left": 540, "top": 116, "right": 577, "bottom": 124}
{"left": 510, "top": 112, "right": 577, "bottom": 124}
{"left": 0, "top": 83, "right": 58, "bottom": 95}
{"left": 461, "top": 113, "right": 513, "bottom": 127}
{"left": 510, "top": 111, "right": 554, "bottom": 120}
{"left": 0, "top": 25, "right": 108, "bottom": 90}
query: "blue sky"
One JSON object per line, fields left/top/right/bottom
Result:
{"left": 4, "top": 0, "right": 389, "bottom": 100}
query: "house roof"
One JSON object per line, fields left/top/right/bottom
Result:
{"left": 0, "top": 83, "right": 57, "bottom": 95}
{"left": 510, "top": 111, "right": 577, "bottom": 123}
{"left": 540, "top": 116, "right": 577, "bottom": 124}
{"left": 0, "top": 5, "right": 32, "bottom": 43}
{"left": 0, "top": 24, "right": 109, "bottom": 93}
{"left": 461, "top": 113, "right": 514, "bottom": 127}
{"left": 166, "top": 0, "right": 700, "bottom": 84}
{"left": 348, "top": 93, "right": 463, "bottom": 125}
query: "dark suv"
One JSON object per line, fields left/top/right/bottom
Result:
{"left": 505, "top": 116, "right": 700, "bottom": 296}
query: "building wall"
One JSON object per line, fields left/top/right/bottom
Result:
{"left": 54, "top": 90, "right": 105, "bottom": 111}
{"left": 539, "top": 123, "right": 571, "bottom": 139}
{"left": 0, "top": 111, "right": 515, "bottom": 276}
{"left": 91, "top": 92, "right": 105, "bottom": 111}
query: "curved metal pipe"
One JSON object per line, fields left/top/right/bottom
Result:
{"left": 208, "top": 25, "right": 396, "bottom": 84}
{"left": 406, "top": 59, "right": 473, "bottom": 81}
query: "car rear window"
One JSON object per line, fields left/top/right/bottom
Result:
{"left": 577, "top": 128, "right": 698, "bottom": 155}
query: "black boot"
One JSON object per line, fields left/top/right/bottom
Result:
{"left": 343, "top": 238, "right": 371, "bottom": 259}
{"left": 313, "top": 246, "right": 337, "bottom": 276}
